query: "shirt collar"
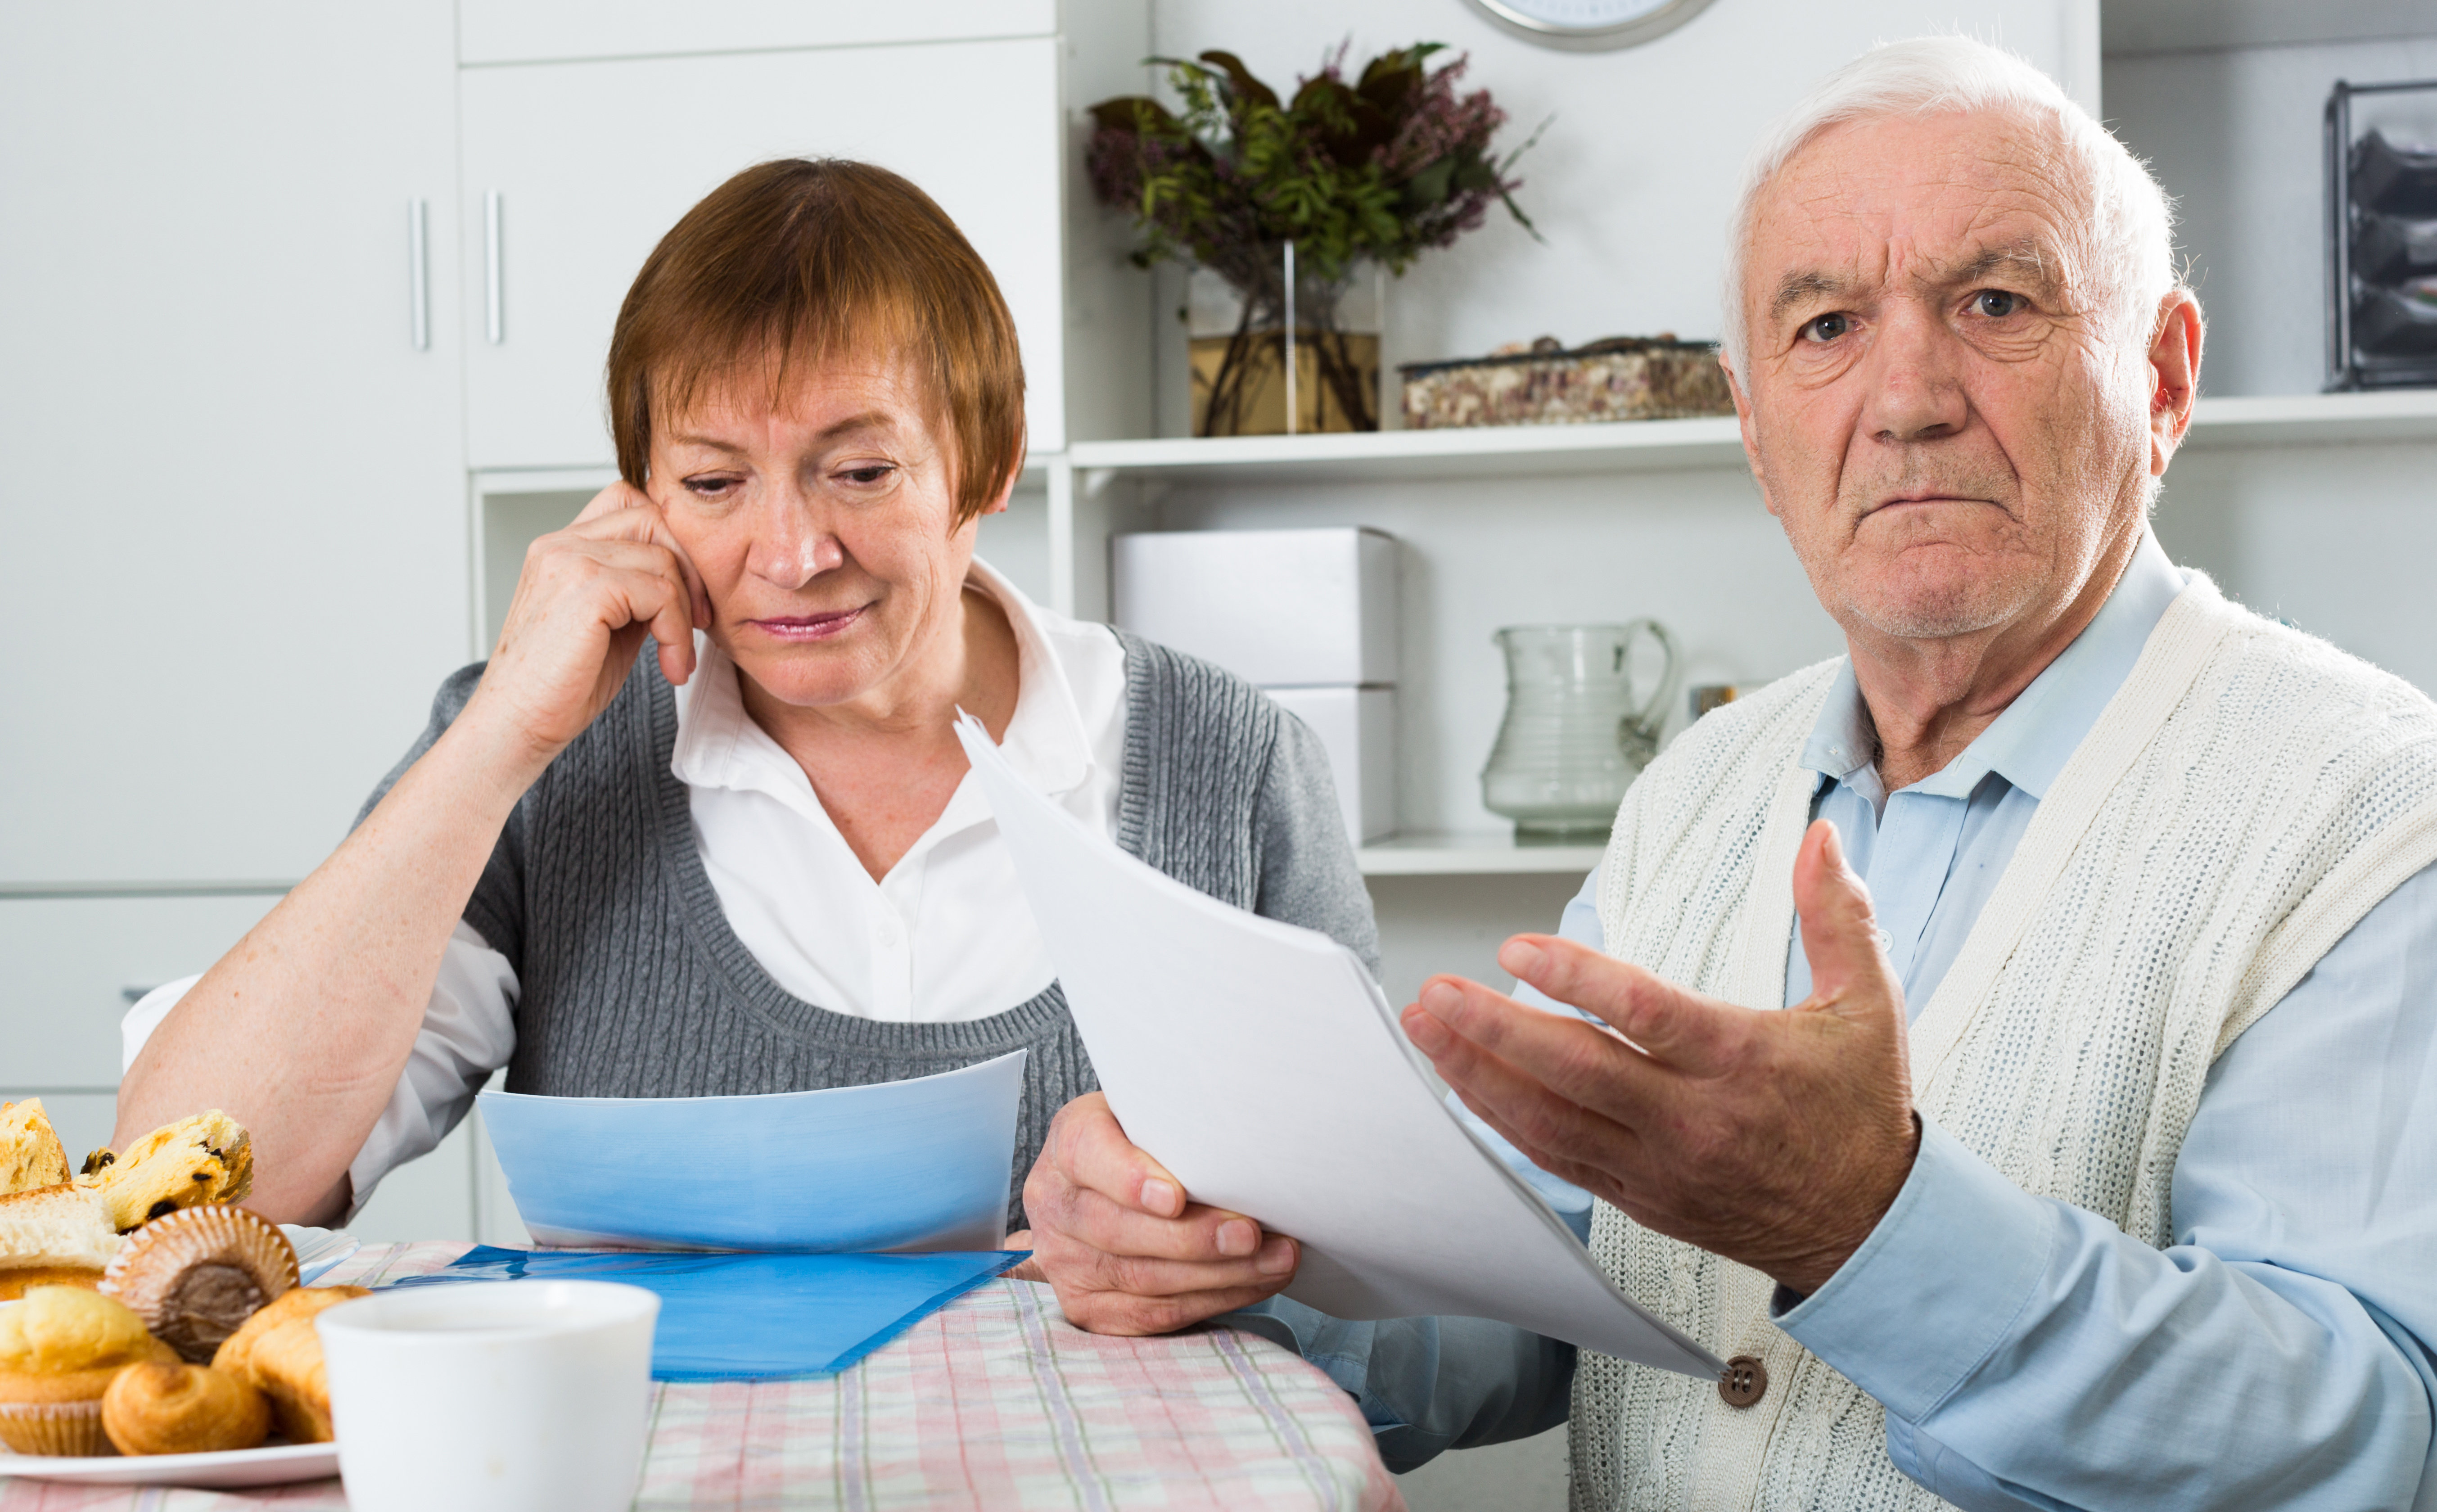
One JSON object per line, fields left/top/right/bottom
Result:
{"left": 1798, "top": 530, "right": 2190, "bottom": 802}
{"left": 668, "top": 556, "right": 1096, "bottom": 803}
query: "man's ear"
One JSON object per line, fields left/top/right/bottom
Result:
{"left": 1719, "top": 349, "right": 1778, "bottom": 518}
{"left": 2146, "top": 291, "right": 2202, "bottom": 478}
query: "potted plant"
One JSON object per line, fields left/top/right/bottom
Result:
{"left": 1089, "top": 44, "right": 1538, "bottom": 436}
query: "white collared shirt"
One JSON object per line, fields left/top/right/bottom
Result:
{"left": 123, "top": 560, "right": 1128, "bottom": 1202}
{"left": 673, "top": 560, "right": 1125, "bottom": 1020}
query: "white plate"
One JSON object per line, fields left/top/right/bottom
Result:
{"left": 0, "top": 1440, "right": 337, "bottom": 1488}
{"left": 280, "top": 1225, "right": 362, "bottom": 1285}
{"left": 0, "top": 1228, "right": 359, "bottom": 1483}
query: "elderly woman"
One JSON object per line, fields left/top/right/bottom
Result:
{"left": 114, "top": 159, "right": 1373, "bottom": 1256}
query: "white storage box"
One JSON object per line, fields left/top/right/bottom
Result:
{"left": 1112, "top": 528, "right": 1398, "bottom": 687}
{"left": 1264, "top": 686, "right": 1396, "bottom": 846}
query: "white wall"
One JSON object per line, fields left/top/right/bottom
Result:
{"left": 1141, "top": 0, "right": 2086, "bottom": 432}
{"left": 2106, "top": 31, "right": 2437, "bottom": 397}
{"left": 2151, "top": 438, "right": 2437, "bottom": 693}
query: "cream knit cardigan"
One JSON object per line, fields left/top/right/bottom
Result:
{"left": 1570, "top": 575, "right": 2437, "bottom": 1512}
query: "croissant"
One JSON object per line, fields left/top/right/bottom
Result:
{"left": 210, "top": 1285, "right": 367, "bottom": 1444}
{"left": 101, "top": 1361, "right": 269, "bottom": 1456}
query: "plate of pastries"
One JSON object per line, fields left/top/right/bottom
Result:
{"left": 0, "top": 1098, "right": 364, "bottom": 1488}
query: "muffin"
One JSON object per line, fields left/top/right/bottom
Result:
{"left": 102, "top": 1205, "right": 298, "bottom": 1362}
{"left": 0, "top": 1285, "right": 176, "bottom": 1455}
{"left": 101, "top": 1360, "right": 270, "bottom": 1456}
{"left": 212, "top": 1285, "right": 368, "bottom": 1444}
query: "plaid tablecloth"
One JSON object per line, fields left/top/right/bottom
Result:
{"left": 0, "top": 1241, "right": 1403, "bottom": 1512}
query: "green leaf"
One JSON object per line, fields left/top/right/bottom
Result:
{"left": 1089, "top": 95, "right": 1176, "bottom": 134}
{"left": 1196, "top": 50, "right": 1281, "bottom": 112}
{"left": 1401, "top": 155, "right": 1456, "bottom": 209}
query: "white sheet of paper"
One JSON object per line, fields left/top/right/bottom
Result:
{"left": 478, "top": 1050, "right": 1024, "bottom": 1253}
{"left": 956, "top": 716, "right": 1723, "bottom": 1377}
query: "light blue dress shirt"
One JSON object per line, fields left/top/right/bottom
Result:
{"left": 1498, "top": 533, "right": 2437, "bottom": 1509}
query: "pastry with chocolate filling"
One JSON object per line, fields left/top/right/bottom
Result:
{"left": 77, "top": 1111, "right": 252, "bottom": 1232}
{"left": 101, "top": 1205, "right": 298, "bottom": 1363}
{"left": 212, "top": 1285, "right": 367, "bottom": 1444}
{"left": 101, "top": 1360, "right": 270, "bottom": 1456}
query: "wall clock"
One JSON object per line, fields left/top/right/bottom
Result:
{"left": 1462, "top": 0, "right": 1718, "bottom": 51}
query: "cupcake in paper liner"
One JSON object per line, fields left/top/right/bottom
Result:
{"left": 101, "top": 1206, "right": 298, "bottom": 1364}
{"left": 0, "top": 1394, "right": 113, "bottom": 1457}
{"left": 0, "top": 1286, "right": 176, "bottom": 1455}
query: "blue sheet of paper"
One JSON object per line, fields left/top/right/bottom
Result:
{"left": 387, "top": 1247, "right": 1027, "bottom": 1379}
{"left": 476, "top": 1050, "right": 1025, "bottom": 1253}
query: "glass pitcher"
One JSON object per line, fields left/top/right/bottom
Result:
{"left": 1480, "top": 621, "right": 1683, "bottom": 840}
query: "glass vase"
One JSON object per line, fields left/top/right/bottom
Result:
{"left": 1186, "top": 246, "right": 1381, "bottom": 437}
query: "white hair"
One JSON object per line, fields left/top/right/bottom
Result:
{"left": 1719, "top": 36, "right": 2178, "bottom": 375}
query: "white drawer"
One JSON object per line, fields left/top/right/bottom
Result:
{"left": 0, "top": 893, "right": 282, "bottom": 1087}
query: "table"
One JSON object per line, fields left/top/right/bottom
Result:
{"left": 0, "top": 1242, "right": 1405, "bottom": 1512}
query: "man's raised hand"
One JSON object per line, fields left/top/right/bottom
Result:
{"left": 1400, "top": 820, "right": 1918, "bottom": 1296}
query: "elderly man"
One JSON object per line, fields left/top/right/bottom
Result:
{"left": 1022, "top": 35, "right": 2437, "bottom": 1510}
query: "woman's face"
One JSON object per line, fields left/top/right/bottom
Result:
{"left": 646, "top": 357, "right": 1002, "bottom": 712}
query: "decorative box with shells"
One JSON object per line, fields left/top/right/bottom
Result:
{"left": 1399, "top": 335, "right": 1736, "bottom": 429}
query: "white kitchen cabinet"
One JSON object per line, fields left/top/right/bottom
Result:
{"left": 458, "top": 0, "right": 1057, "bottom": 65}
{"left": 0, "top": 5, "right": 471, "bottom": 887}
{"left": 459, "top": 37, "right": 1070, "bottom": 471}
{"left": 0, "top": 894, "right": 283, "bottom": 1090}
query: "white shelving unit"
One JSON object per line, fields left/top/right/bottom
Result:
{"left": 1068, "top": 415, "right": 1748, "bottom": 484}
{"left": 2182, "top": 388, "right": 2437, "bottom": 447}
{"left": 1050, "top": 387, "right": 2437, "bottom": 506}
{"left": 1355, "top": 833, "right": 1607, "bottom": 877}
{"left": 1025, "top": 387, "right": 2437, "bottom": 877}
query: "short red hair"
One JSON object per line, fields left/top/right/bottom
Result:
{"left": 606, "top": 158, "right": 1026, "bottom": 525}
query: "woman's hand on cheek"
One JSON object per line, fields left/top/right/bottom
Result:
{"left": 462, "top": 481, "right": 714, "bottom": 776}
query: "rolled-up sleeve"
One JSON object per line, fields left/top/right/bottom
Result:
{"left": 1778, "top": 863, "right": 2437, "bottom": 1512}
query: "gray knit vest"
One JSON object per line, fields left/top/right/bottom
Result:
{"left": 373, "top": 632, "right": 1379, "bottom": 1231}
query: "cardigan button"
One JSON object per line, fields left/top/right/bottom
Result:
{"left": 1719, "top": 1355, "right": 1768, "bottom": 1408}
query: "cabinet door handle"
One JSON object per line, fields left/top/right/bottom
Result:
{"left": 407, "top": 198, "right": 430, "bottom": 351}
{"left": 484, "top": 190, "right": 505, "bottom": 344}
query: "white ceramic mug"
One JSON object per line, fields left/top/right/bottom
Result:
{"left": 317, "top": 1280, "right": 659, "bottom": 1512}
